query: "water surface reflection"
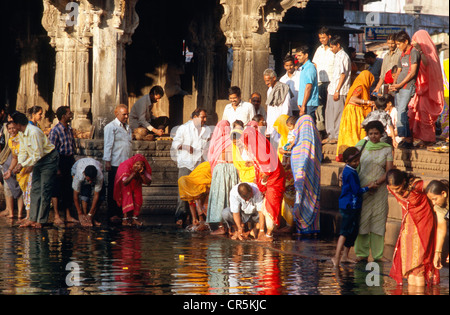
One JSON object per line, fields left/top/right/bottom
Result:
{"left": 0, "top": 224, "right": 447, "bottom": 295}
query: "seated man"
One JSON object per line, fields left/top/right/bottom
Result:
{"left": 71, "top": 157, "right": 105, "bottom": 226}
{"left": 222, "top": 182, "right": 264, "bottom": 240}
{"left": 129, "top": 85, "right": 170, "bottom": 136}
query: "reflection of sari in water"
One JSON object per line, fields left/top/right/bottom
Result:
{"left": 242, "top": 126, "right": 285, "bottom": 226}
{"left": 178, "top": 161, "right": 212, "bottom": 202}
{"left": 114, "top": 154, "right": 152, "bottom": 216}
{"left": 388, "top": 180, "right": 440, "bottom": 286}
{"left": 290, "top": 115, "right": 322, "bottom": 234}
{"left": 273, "top": 114, "right": 295, "bottom": 227}
{"left": 336, "top": 70, "right": 374, "bottom": 161}
{"left": 408, "top": 30, "right": 445, "bottom": 143}
{"left": 206, "top": 120, "right": 239, "bottom": 223}
{"left": 231, "top": 128, "right": 255, "bottom": 183}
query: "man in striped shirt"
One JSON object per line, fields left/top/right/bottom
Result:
{"left": 48, "top": 106, "right": 78, "bottom": 226}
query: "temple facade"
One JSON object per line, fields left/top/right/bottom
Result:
{"left": 2, "top": 0, "right": 356, "bottom": 134}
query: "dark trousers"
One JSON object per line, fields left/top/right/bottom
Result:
{"left": 107, "top": 166, "right": 122, "bottom": 218}
{"left": 30, "top": 150, "right": 59, "bottom": 223}
{"left": 53, "top": 154, "right": 75, "bottom": 216}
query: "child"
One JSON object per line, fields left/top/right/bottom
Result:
{"left": 384, "top": 95, "right": 402, "bottom": 145}
{"left": 282, "top": 116, "right": 298, "bottom": 152}
{"left": 332, "top": 147, "right": 375, "bottom": 266}
{"left": 362, "top": 96, "right": 398, "bottom": 148}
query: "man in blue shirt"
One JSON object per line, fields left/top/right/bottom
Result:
{"left": 296, "top": 45, "right": 319, "bottom": 123}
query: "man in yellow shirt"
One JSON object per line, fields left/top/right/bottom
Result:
{"left": 12, "top": 112, "right": 59, "bottom": 228}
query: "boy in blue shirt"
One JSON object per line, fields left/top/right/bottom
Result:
{"left": 331, "top": 147, "right": 375, "bottom": 266}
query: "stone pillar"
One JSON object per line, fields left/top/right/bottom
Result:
{"left": 42, "top": 0, "right": 93, "bottom": 131}
{"left": 15, "top": 38, "right": 48, "bottom": 115}
{"left": 220, "top": 0, "right": 309, "bottom": 101}
{"left": 90, "top": 0, "right": 139, "bottom": 137}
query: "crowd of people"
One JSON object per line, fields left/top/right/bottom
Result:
{"left": 0, "top": 27, "right": 447, "bottom": 288}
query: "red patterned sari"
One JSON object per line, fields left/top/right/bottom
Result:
{"left": 114, "top": 154, "right": 152, "bottom": 216}
{"left": 388, "top": 180, "right": 440, "bottom": 285}
{"left": 242, "top": 126, "right": 285, "bottom": 226}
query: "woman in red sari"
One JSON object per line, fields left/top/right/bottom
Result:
{"left": 241, "top": 126, "right": 285, "bottom": 241}
{"left": 114, "top": 154, "right": 152, "bottom": 226}
{"left": 386, "top": 169, "right": 439, "bottom": 287}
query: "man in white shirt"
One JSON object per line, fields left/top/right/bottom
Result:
{"left": 71, "top": 157, "right": 104, "bottom": 227}
{"left": 103, "top": 104, "right": 132, "bottom": 222}
{"left": 263, "top": 68, "right": 292, "bottom": 147}
{"left": 12, "top": 112, "right": 58, "bottom": 228}
{"left": 279, "top": 55, "right": 301, "bottom": 116}
{"left": 221, "top": 182, "right": 264, "bottom": 240}
{"left": 222, "top": 86, "right": 256, "bottom": 126}
{"left": 129, "top": 85, "right": 169, "bottom": 136}
{"left": 171, "top": 108, "right": 211, "bottom": 226}
{"left": 325, "top": 35, "right": 351, "bottom": 143}
{"left": 312, "top": 27, "right": 335, "bottom": 133}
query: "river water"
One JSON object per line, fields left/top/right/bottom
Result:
{"left": 0, "top": 220, "right": 447, "bottom": 295}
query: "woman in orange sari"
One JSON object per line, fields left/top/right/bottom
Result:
{"left": 114, "top": 154, "right": 152, "bottom": 226}
{"left": 386, "top": 169, "right": 440, "bottom": 287}
{"left": 336, "top": 70, "right": 375, "bottom": 162}
{"left": 241, "top": 126, "right": 285, "bottom": 241}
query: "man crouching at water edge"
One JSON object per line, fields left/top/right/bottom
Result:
{"left": 221, "top": 182, "right": 265, "bottom": 241}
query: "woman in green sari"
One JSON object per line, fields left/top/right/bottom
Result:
{"left": 354, "top": 120, "right": 394, "bottom": 261}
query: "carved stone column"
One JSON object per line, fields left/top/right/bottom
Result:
{"left": 15, "top": 38, "right": 47, "bottom": 115}
{"left": 220, "top": 0, "right": 309, "bottom": 101}
{"left": 90, "top": 0, "right": 139, "bottom": 137}
{"left": 42, "top": 0, "right": 93, "bottom": 131}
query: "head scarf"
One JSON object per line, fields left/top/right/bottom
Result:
{"left": 207, "top": 120, "right": 231, "bottom": 173}
{"left": 273, "top": 114, "right": 290, "bottom": 162}
{"left": 345, "top": 70, "right": 374, "bottom": 106}
{"left": 114, "top": 154, "right": 152, "bottom": 214}
{"left": 242, "top": 125, "right": 278, "bottom": 174}
{"left": 409, "top": 30, "right": 445, "bottom": 123}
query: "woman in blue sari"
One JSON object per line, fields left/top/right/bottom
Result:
{"left": 290, "top": 115, "right": 322, "bottom": 234}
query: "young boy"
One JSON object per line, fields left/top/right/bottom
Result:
{"left": 362, "top": 96, "right": 398, "bottom": 148}
{"left": 282, "top": 116, "right": 298, "bottom": 152}
{"left": 332, "top": 147, "right": 375, "bottom": 266}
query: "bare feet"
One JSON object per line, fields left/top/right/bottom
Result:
{"left": 257, "top": 233, "right": 273, "bottom": 242}
{"left": 341, "top": 256, "right": 357, "bottom": 264}
{"left": 331, "top": 257, "right": 340, "bottom": 267}
{"left": 19, "top": 219, "right": 35, "bottom": 228}
{"left": 53, "top": 216, "right": 65, "bottom": 227}
{"left": 0, "top": 210, "right": 13, "bottom": 218}
{"left": 132, "top": 217, "right": 143, "bottom": 226}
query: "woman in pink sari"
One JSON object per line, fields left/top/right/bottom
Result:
{"left": 408, "top": 30, "right": 445, "bottom": 147}
{"left": 241, "top": 126, "right": 285, "bottom": 241}
{"left": 114, "top": 154, "right": 152, "bottom": 226}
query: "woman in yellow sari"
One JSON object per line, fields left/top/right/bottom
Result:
{"left": 178, "top": 161, "right": 212, "bottom": 227}
{"left": 273, "top": 114, "right": 296, "bottom": 232}
{"left": 4, "top": 122, "right": 27, "bottom": 221}
{"left": 336, "top": 70, "right": 375, "bottom": 162}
